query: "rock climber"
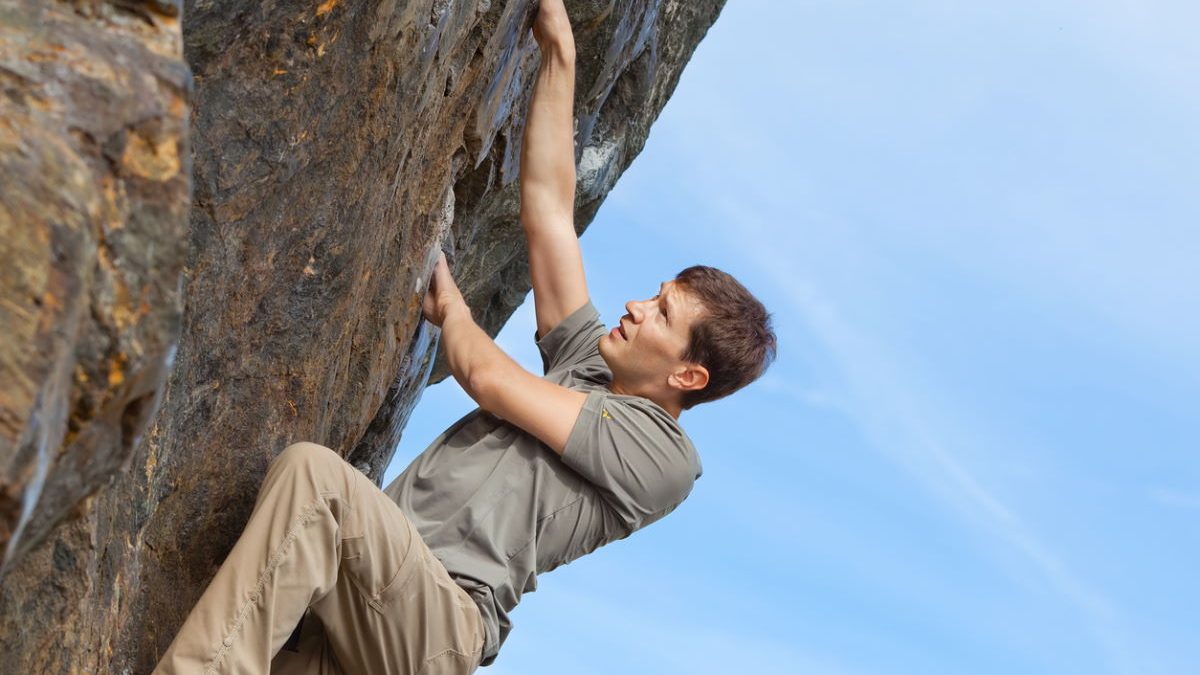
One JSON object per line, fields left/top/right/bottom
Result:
{"left": 154, "top": 1, "right": 775, "bottom": 673}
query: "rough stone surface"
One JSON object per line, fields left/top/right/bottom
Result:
{"left": 0, "top": 0, "right": 724, "bottom": 671}
{"left": 0, "top": 0, "right": 190, "bottom": 576}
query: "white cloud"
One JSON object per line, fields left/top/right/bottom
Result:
{"left": 693, "top": 190, "right": 1144, "bottom": 674}
{"left": 754, "top": 375, "right": 840, "bottom": 409}
{"left": 527, "top": 584, "right": 865, "bottom": 675}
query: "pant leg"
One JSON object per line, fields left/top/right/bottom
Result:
{"left": 307, "top": 472, "right": 484, "bottom": 675}
{"left": 154, "top": 442, "right": 353, "bottom": 674}
{"left": 154, "top": 442, "right": 483, "bottom": 675}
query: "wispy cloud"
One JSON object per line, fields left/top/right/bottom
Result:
{"left": 524, "top": 584, "right": 866, "bottom": 675}
{"left": 1150, "top": 488, "right": 1200, "bottom": 510}
{"left": 754, "top": 375, "right": 840, "bottom": 409}
{"left": 695, "top": 189, "right": 1142, "bottom": 674}
{"left": 626, "top": 11, "right": 1195, "bottom": 668}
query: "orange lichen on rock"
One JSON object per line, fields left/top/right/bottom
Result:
{"left": 101, "top": 174, "right": 127, "bottom": 231}
{"left": 107, "top": 353, "right": 128, "bottom": 387}
{"left": 121, "top": 131, "right": 180, "bottom": 182}
{"left": 40, "top": 291, "right": 62, "bottom": 312}
{"left": 316, "top": 0, "right": 340, "bottom": 17}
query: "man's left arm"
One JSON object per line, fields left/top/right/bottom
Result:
{"left": 423, "top": 252, "right": 584, "bottom": 454}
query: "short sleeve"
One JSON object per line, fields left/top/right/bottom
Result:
{"left": 535, "top": 301, "right": 609, "bottom": 375}
{"left": 561, "top": 390, "right": 701, "bottom": 528}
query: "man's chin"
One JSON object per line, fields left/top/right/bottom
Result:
{"left": 597, "top": 342, "right": 616, "bottom": 370}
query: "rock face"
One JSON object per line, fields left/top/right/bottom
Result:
{"left": 0, "top": 0, "right": 190, "bottom": 576}
{"left": 0, "top": 0, "right": 724, "bottom": 672}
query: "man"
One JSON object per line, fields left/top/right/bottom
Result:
{"left": 155, "top": 2, "right": 775, "bottom": 673}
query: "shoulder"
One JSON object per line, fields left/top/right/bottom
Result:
{"left": 568, "top": 391, "right": 703, "bottom": 497}
{"left": 560, "top": 387, "right": 704, "bottom": 528}
{"left": 616, "top": 395, "right": 703, "bottom": 479}
{"left": 537, "top": 300, "right": 609, "bottom": 376}
{"left": 608, "top": 395, "right": 693, "bottom": 446}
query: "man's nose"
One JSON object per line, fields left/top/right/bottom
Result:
{"left": 625, "top": 299, "right": 645, "bottom": 320}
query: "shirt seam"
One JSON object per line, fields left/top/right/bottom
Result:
{"left": 561, "top": 389, "right": 603, "bottom": 465}
{"left": 536, "top": 300, "right": 600, "bottom": 373}
{"left": 503, "top": 495, "right": 586, "bottom": 562}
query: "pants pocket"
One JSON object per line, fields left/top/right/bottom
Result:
{"left": 337, "top": 480, "right": 423, "bottom": 614}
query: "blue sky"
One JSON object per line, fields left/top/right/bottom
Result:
{"left": 384, "top": 1, "right": 1200, "bottom": 673}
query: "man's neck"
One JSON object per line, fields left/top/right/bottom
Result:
{"left": 608, "top": 381, "right": 683, "bottom": 419}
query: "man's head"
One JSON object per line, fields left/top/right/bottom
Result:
{"left": 599, "top": 266, "right": 776, "bottom": 414}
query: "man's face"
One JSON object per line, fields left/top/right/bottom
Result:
{"left": 599, "top": 280, "right": 706, "bottom": 399}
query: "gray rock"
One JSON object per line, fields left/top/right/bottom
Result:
{"left": 0, "top": 0, "right": 190, "bottom": 577}
{"left": 0, "top": 0, "right": 725, "bottom": 671}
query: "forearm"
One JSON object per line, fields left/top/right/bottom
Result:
{"left": 520, "top": 40, "right": 577, "bottom": 228}
{"left": 439, "top": 301, "right": 520, "bottom": 408}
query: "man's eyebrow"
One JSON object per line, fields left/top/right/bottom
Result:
{"left": 659, "top": 283, "right": 673, "bottom": 318}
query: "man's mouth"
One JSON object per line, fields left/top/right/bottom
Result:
{"left": 616, "top": 322, "right": 628, "bottom": 340}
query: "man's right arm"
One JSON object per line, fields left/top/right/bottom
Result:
{"left": 522, "top": 1, "right": 589, "bottom": 339}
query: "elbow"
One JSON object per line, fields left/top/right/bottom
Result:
{"left": 465, "top": 365, "right": 499, "bottom": 413}
{"left": 520, "top": 208, "right": 575, "bottom": 244}
{"left": 541, "top": 39, "right": 576, "bottom": 67}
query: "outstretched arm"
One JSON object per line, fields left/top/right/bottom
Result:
{"left": 522, "top": 0, "right": 589, "bottom": 339}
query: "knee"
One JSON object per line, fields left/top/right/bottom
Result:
{"left": 273, "top": 441, "right": 342, "bottom": 473}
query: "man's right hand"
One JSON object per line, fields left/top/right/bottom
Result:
{"left": 422, "top": 251, "right": 468, "bottom": 328}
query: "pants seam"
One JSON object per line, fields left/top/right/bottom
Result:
{"left": 415, "top": 647, "right": 478, "bottom": 675}
{"left": 203, "top": 495, "right": 327, "bottom": 674}
{"left": 362, "top": 515, "right": 422, "bottom": 615}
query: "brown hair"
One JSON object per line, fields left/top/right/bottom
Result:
{"left": 674, "top": 266, "right": 777, "bottom": 409}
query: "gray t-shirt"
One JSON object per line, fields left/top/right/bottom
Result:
{"left": 383, "top": 301, "right": 702, "bottom": 666}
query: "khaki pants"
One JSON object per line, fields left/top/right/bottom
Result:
{"left": 154, "top": 442, "right": 484, "bottom": 675}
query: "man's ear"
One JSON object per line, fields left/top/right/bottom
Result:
{"left": 668, "top": 364, "right": 709, "bottom": 393}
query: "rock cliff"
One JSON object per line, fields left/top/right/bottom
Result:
{"left": 0, "top": 0, "right": 724, "bottom": 671}
{"left": 0, "top": 0, "right": 191, "bottom": 590}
